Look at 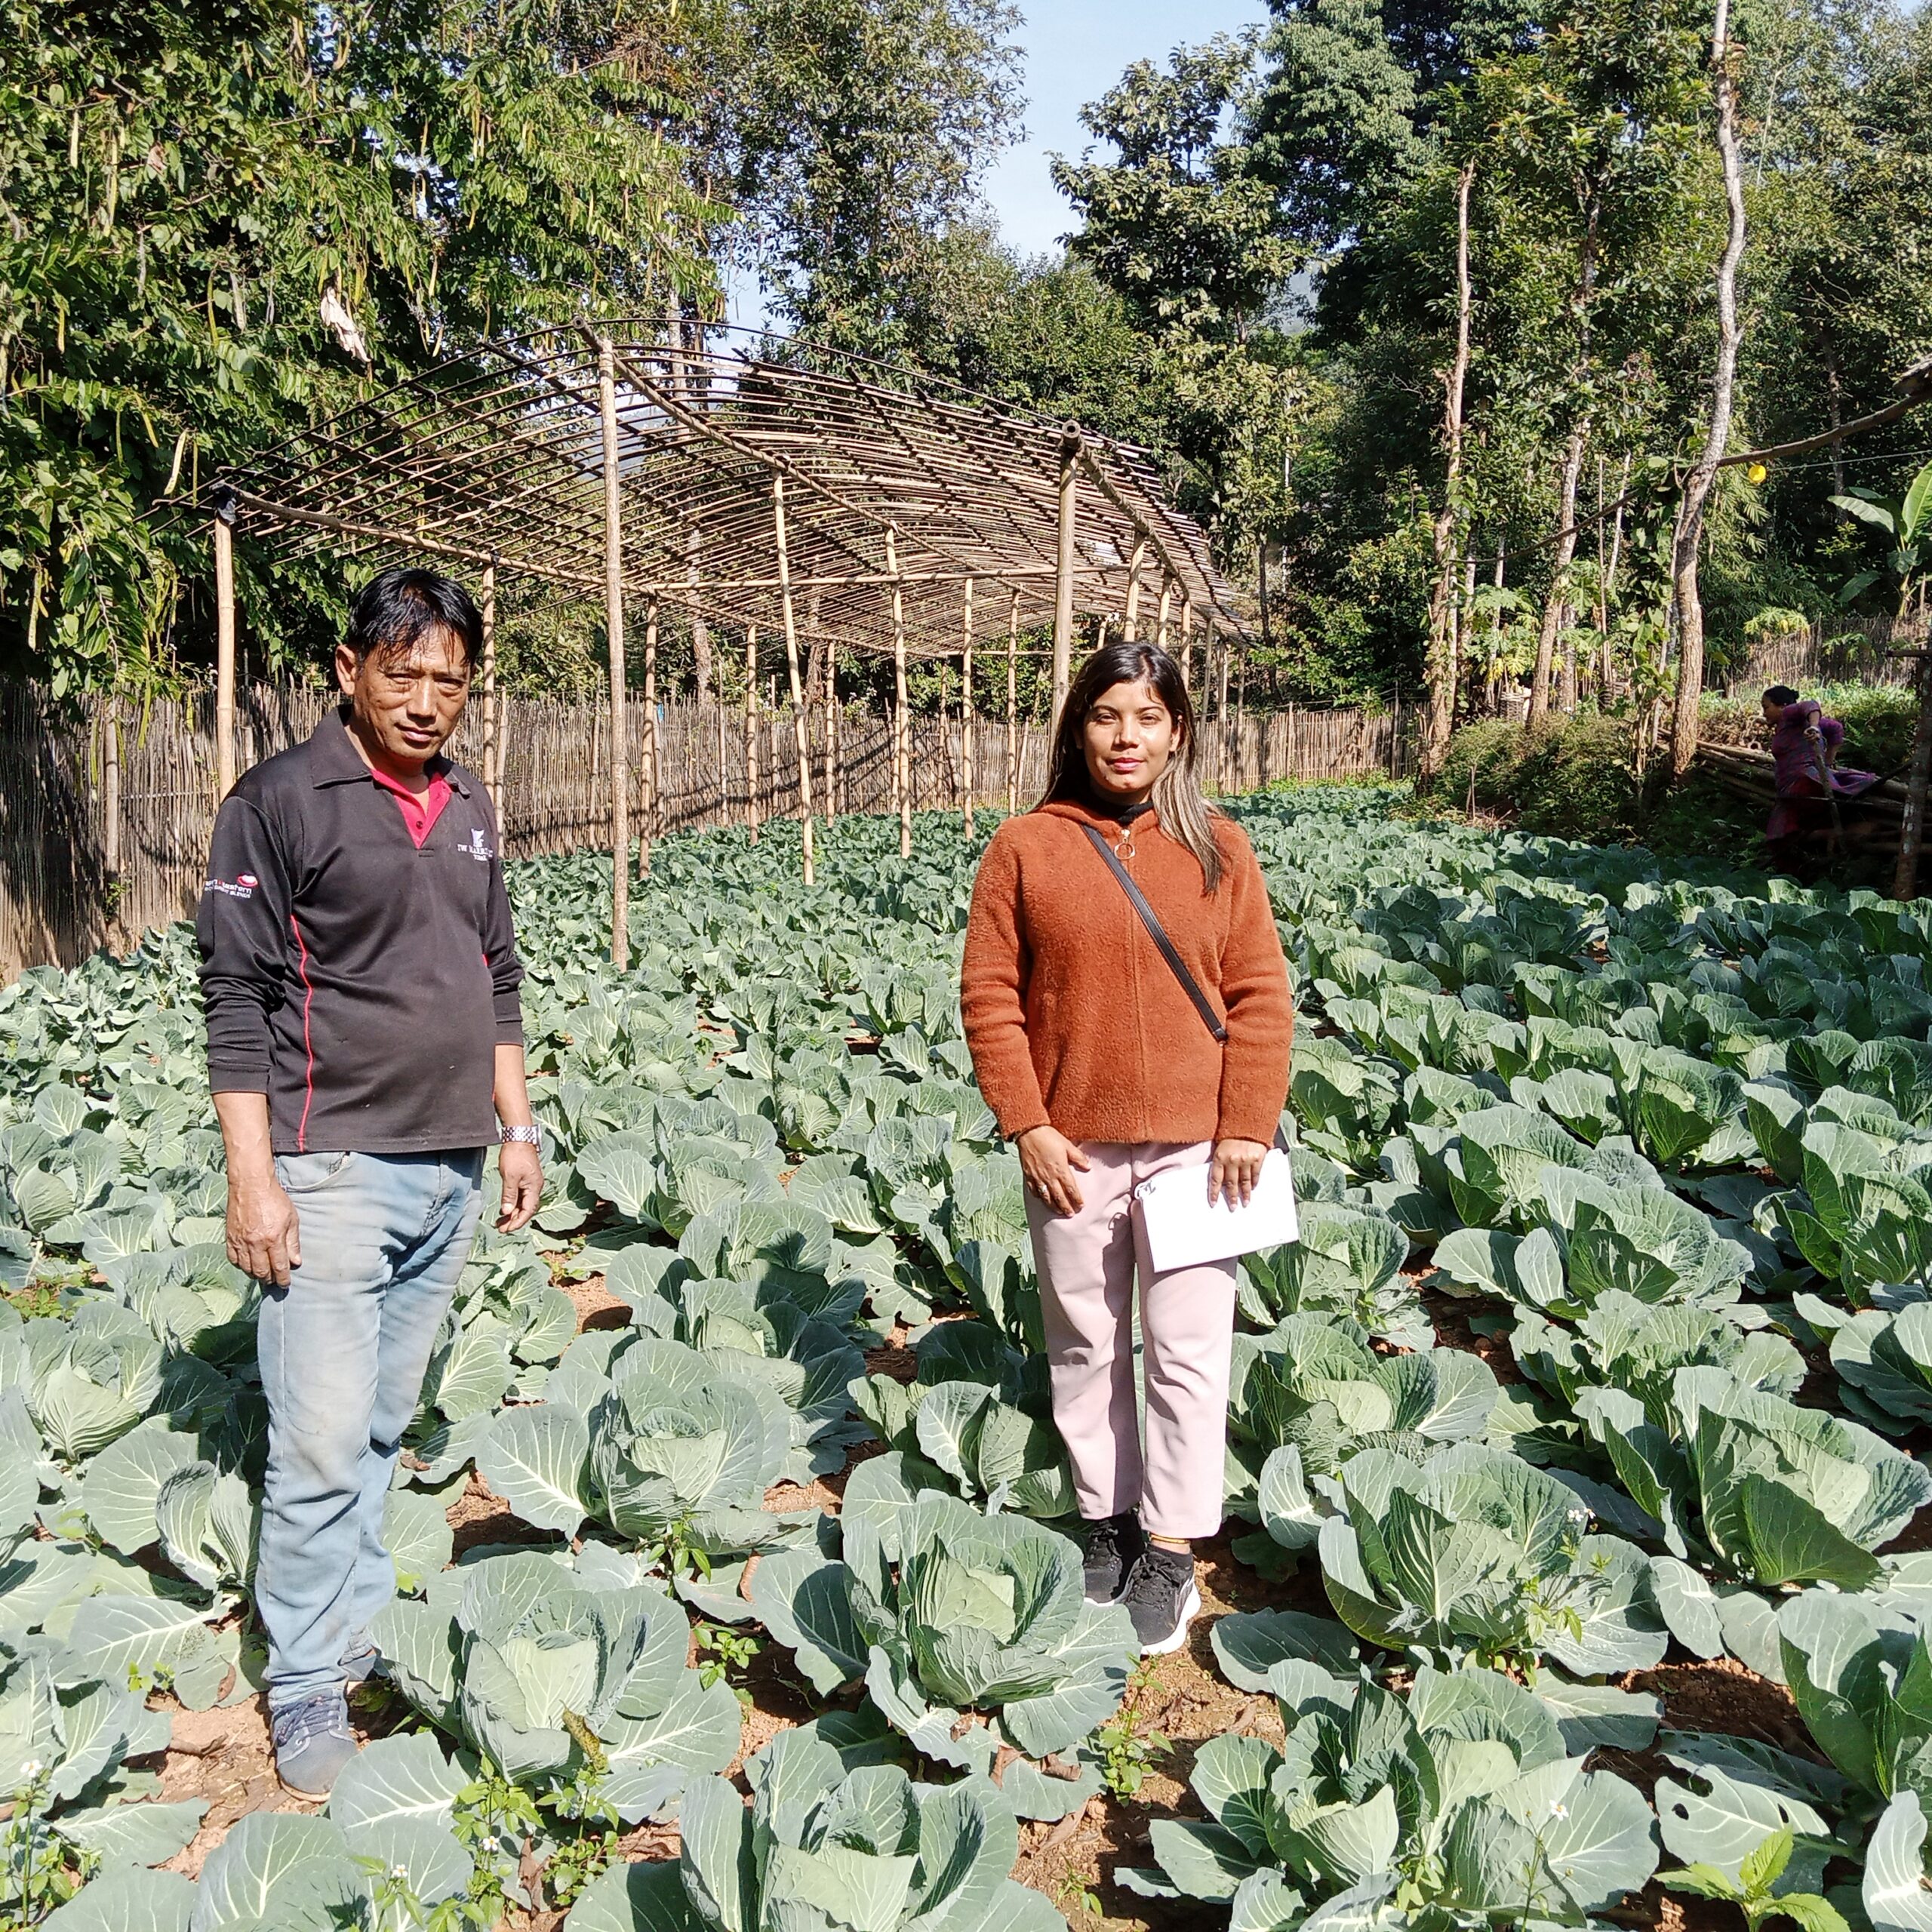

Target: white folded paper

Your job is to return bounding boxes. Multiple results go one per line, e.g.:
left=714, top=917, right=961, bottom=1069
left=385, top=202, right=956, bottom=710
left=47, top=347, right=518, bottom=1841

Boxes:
left=1134, top=1147, right=1300, bottom=1273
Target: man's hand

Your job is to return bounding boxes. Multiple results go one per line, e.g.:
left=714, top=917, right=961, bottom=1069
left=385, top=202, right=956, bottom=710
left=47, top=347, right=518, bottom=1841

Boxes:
left=1017, top=1125, right=1091, bottom=1217
left=497, top=1142, right=543, bottom=1232
left=228, top=1174, right=302, bottom=1285
left=1210, top=1137, right=1269, bottom=1208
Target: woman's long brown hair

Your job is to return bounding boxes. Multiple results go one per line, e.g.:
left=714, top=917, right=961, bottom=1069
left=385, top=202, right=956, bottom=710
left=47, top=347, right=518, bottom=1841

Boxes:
left=1039, top=641, right=1225, bottom=893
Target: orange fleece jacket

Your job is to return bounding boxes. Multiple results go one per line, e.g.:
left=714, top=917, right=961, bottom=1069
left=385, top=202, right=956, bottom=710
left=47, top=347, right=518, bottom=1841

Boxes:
left=960, top=797, right=1294, bottom=1146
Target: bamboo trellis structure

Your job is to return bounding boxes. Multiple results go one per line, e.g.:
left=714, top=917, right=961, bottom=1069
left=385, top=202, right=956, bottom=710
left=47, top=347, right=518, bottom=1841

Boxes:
left=194, top=319, right=1249, bottom=964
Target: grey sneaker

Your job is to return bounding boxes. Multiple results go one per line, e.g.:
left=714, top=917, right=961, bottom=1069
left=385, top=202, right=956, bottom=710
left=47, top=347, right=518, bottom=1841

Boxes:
left=272, top=1690, right=358, bottom=1799
left=1121, top=1544, right=1200, bottom=1655
left=1081, top=1512, right=1145, bottom=1605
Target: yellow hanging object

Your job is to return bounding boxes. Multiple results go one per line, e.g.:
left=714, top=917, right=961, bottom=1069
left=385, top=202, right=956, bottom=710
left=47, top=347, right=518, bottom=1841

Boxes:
left=1747, top=462, right=1767, bottom=485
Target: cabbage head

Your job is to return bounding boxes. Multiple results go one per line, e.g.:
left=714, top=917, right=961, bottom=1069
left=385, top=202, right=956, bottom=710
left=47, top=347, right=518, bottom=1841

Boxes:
left=749, top=1460, right=1134, bottom=1777
left=1120, top=1659, right=1657, bottom=1929
left=372, top=1547, right=739, bottom=1817
left=571, top=1715, right=1063, bottom=1932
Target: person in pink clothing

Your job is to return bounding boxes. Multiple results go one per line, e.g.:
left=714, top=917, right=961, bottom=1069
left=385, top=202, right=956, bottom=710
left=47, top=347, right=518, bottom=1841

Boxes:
left=961, top=641, right=1294, bottom=1654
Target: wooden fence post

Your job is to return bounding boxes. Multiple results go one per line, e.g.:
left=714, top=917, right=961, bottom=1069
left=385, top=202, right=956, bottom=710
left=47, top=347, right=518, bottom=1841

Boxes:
left=1052, top=431, right=1080, bottom=733
left=479, top=558, right=498, bottom=805
left=1157, top=578, right=1172, bottom=652
left=596, top=335, right=630, bottom=970
left=773, top=478, right=815, bottom=884
left=212, top=499, right=236, bottom=801
left=1005, top=588, right=1020, bottom=813
left=1180, top=595, right=1193, bottom=694
left=640, top=595, right=657, bottom=880
left=887, top=530, right=911, bottom=858
left=102, top=696, right=122, bottom=949
left=1124, top=539, right=1146, bottom=642
left=825, top=643, right=839, bottom=822
left=1895, top=648, right=1932, bottom=900
left=745, top=627, right=761, bottom=844
left=961, top=578, right=976, bottom=838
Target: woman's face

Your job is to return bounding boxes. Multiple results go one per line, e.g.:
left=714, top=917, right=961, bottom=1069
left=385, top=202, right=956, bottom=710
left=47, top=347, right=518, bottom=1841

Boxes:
left=1082, top=678, right=1177, bottom=804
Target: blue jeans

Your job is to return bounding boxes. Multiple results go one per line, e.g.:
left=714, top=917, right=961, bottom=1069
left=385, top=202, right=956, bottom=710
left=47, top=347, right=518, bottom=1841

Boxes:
left=256, top=1148, right=484, bottom=1711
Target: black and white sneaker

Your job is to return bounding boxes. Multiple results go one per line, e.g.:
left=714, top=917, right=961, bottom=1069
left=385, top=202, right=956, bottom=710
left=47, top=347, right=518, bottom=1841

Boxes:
left=1081, top=1512, right=1145, bottom=1604
left=1121, top=1544, right=1199, bottom=1654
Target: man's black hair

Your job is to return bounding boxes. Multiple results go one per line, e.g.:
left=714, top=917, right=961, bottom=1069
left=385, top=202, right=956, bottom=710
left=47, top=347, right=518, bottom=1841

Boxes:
left=1763, top=684, right=1801, bottom=707
left=346, top=567, right=483, bottom=670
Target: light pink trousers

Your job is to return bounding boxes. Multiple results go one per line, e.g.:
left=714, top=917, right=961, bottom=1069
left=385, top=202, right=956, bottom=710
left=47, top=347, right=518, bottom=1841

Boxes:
left=1024, top=1140, right=1237, bottom=1540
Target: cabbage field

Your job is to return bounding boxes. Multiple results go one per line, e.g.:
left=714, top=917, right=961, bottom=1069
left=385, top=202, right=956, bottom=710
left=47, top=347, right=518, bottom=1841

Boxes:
left=5, top=789, right=1932, bottom=1932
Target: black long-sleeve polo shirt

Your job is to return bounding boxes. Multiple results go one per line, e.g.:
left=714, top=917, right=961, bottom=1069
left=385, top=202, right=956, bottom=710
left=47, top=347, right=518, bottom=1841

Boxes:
left=196, top=707, right=525, bottom=1155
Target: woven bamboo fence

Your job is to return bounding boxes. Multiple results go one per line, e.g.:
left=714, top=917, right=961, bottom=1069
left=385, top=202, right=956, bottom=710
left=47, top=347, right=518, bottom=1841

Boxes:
left=0, top=684, right=1409, bottom=980
left=1724, top=616, right=1925, bottom=694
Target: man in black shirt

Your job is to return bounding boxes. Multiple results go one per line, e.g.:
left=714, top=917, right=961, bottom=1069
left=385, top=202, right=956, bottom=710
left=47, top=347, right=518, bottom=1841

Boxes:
left=198, top=568, right=542, bottom=1798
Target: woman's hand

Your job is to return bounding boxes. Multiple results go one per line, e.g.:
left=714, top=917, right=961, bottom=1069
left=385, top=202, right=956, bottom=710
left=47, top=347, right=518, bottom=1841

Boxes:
left=1017, top=1125, right=1091, bottom=1217
left=1210, top=1137, right=1269, bottom=1208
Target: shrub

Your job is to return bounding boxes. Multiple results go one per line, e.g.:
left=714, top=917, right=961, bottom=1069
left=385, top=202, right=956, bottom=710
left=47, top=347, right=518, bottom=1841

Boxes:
left=1430, top=717, right=1643, bottom=841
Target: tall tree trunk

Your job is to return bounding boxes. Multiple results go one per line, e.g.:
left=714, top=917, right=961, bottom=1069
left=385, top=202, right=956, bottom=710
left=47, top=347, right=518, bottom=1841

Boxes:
left=1528, top=192, right=1602, bottom=728
left=1421, top=160, right=1477, bottom=779
left=1822, top=337, right=1846, bottom=500
left=1529, top=430, right=1588, bottom=724
left=1669, top=0, right=1748, bottom=777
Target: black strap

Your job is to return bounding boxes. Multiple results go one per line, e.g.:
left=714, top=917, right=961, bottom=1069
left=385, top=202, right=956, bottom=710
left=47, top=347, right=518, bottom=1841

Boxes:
left=1081, top=824, right=1228, bottom=1044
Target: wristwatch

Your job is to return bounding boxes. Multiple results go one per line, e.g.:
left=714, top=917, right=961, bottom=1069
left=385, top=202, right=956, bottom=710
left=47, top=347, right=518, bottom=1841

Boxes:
left=499, top=1124, right=542, bottom=1146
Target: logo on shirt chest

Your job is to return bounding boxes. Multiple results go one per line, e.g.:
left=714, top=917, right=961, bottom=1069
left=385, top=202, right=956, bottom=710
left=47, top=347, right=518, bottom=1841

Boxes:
left=458, top=827, right=494, bottom=862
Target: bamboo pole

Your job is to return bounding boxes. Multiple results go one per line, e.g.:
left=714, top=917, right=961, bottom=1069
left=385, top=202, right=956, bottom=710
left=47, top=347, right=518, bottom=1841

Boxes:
left=102, top=696, right=122, bottom=947
left=1052, top=432, right=1080, bottom=732
left=1156, top=578, right=1173, bottom=651
left=773, top=478, right=815, bottom=884
left=640, top=596, right=657, bottom=880
left=714, top=695, right=728, bottom=824
left=823, top=642, right=838, bottom=825
left=213, top=506, right=236, bottom=800
left=1123, top=540, right=1146, bottom=642
left=596, top=337, right=630, bottom=969
left=745, top=626, right=761, bottom=844
left=961, top=578, right=976, bottom=838
left=825, top=644, right=840, bottom=822
left=1180, top=595, right=1194, bottom=693
left=479, top=558, right=498, bottom=805
left=887, top=528, right=911, bottom=857
left=1006, top=587, right=1020, bottom=813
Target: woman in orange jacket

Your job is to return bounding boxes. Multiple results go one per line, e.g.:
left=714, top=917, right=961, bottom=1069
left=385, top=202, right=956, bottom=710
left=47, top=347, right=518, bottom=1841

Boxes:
left=960, top=639, right=1294, bottom=1652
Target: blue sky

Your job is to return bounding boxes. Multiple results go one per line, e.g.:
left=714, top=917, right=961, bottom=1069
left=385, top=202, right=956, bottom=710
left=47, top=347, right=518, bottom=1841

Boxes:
left=983, top=0, right=1272, bottom=257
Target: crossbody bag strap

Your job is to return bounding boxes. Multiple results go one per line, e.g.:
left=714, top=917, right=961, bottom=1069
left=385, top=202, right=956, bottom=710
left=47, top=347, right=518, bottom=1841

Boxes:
left=1081, top=823, right=1229, bottom=1044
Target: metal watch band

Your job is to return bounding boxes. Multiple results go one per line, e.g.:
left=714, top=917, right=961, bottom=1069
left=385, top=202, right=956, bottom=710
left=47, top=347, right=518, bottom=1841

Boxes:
left=499, top=1124, right=541, bottom=1146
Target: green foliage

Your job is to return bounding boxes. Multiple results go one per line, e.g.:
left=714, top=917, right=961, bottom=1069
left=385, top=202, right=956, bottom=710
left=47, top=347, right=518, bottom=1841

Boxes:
left=571, top=1715, right=1063, bottom=1932
left=1095, top=1661, right=1172, bottom=1800
left=1662, top=1823, right=1851, bottom=1932
left=1119, top=1659, right=1659, bottom=1926
left=11, top=792, right=1932, bottom=1927
left=1430, top=718, right=1647, bottom=842
left=1, top=0, right=714, bottom=695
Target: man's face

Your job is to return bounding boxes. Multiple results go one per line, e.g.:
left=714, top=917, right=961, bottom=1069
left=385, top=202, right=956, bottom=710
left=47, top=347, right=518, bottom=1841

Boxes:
left=335, top=628, right=470, bottom=770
